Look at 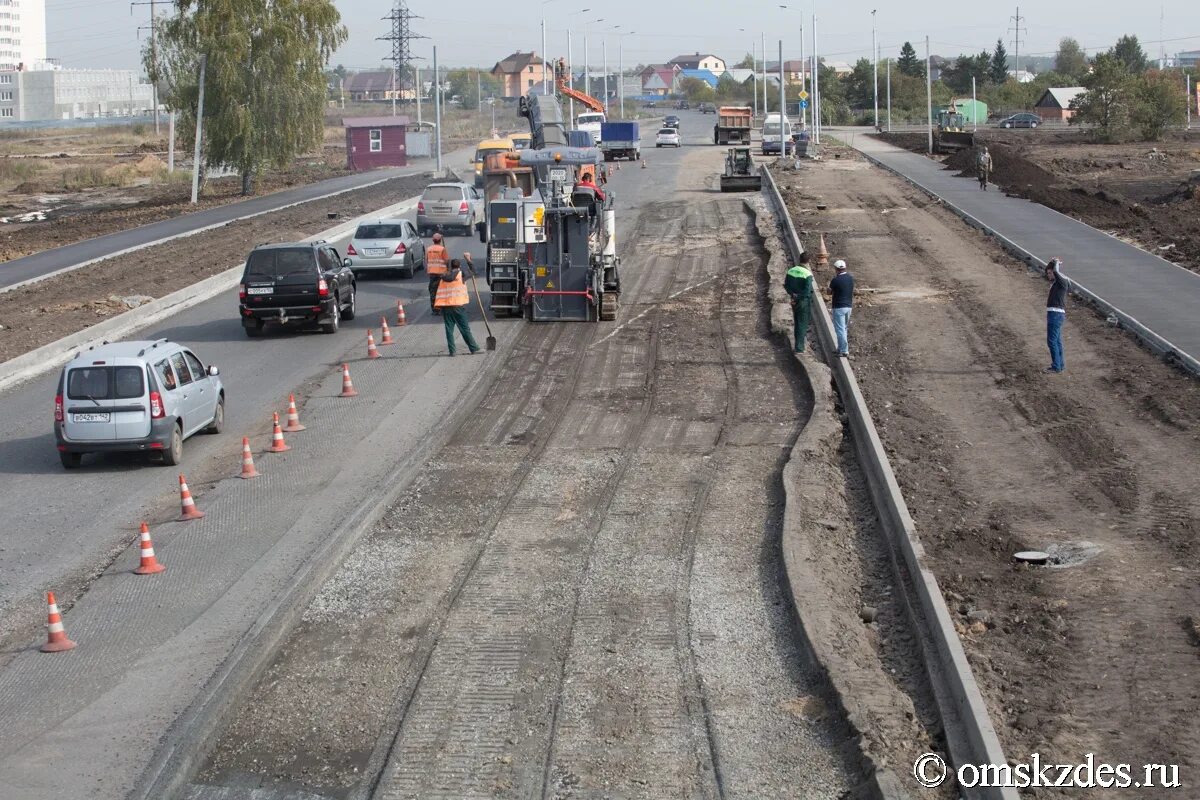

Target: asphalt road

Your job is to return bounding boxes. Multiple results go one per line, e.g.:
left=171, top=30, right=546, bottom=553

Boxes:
left=0, top=111, right=718, bottom=798
left=0, top=146, right=473, bottom=291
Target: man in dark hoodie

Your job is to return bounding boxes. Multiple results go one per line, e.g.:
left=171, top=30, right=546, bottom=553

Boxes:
left=1044, top=257, right=1069, bottom=373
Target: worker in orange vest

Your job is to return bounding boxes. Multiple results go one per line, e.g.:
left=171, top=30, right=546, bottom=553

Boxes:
left=433, top=258, right=481, bottom=356
left=425, top=233, right=450, bottom=315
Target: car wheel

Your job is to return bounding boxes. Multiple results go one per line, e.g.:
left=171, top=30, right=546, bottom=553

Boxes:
left=321, top=298, right=340, bottom=334
left=59, top=451, right=82, bottom=469
left=1003, top=122, right=1012, bottom=129
left=402, top=254, right=415, bottom=279
left=204, top=394, right=224, bottom=434
left=161, top=424, right=183, bottom=466
left=1031, top=121, right=1039, bottom=128
left=244, top=322, right=263, bottom=338
left=656, top=144, right=661, bottom=148
left=341, top=286, right=356, bottom=320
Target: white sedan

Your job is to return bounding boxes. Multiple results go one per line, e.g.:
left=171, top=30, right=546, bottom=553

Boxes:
left=655, top=128, right=681, bottom=148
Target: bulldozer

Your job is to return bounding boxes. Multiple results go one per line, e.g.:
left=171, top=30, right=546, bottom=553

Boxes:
left=933, top=106, right=975, bottom=154
left=720, top=147, right=762, bottom=192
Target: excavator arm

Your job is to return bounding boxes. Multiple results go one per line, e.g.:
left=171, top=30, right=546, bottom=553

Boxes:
left=554, top=59, right=605, bottom=114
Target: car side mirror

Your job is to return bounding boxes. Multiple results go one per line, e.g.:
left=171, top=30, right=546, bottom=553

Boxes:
left=207, top=365, right=220, bottom=377
left=343, top=257, right=353, bottom=267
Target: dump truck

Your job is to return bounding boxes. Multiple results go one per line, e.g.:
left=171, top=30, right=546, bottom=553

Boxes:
left=599, top=121, right=640, bottom=161
left=719, top=147, right=761, bottom=192
left=714, top=106, right=753, bottom=145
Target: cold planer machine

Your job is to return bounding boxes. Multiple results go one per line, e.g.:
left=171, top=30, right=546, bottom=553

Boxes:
left=480, top=93, right=620, bottom=322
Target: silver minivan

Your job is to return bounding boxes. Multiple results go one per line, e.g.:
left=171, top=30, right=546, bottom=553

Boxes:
left=54, top=339, right=224, bottom=468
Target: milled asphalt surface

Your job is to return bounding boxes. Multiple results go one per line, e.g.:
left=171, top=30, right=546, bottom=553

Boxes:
left=842, top=130, right=1200, bottom=367
left=0, top=145, right=473, bottom=290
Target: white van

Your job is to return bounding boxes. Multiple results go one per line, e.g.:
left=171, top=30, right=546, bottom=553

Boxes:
left=762, top=113, right=793, bottom=155
left=575, top=112, right=606, bottom=144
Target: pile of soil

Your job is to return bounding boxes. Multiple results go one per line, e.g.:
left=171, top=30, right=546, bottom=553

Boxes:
left=880, top=131, right=1200, bottom=273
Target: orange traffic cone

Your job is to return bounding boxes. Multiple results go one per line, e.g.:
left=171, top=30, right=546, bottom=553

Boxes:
left=133, top=522, right=165, bottom=575
left=396, top=301, right=407, bottom=326
left=40, top=591, right=76, bottom=653
left=380, top=318, right=394, bottom=345
left=815, top=234, right=830, bottom=268
left=282, top=394, right=305, bottom=432
left=239, top=436, right=260, bottom=478
left=269, top=412, right=290, bottom=453
left=339, top=363, right=358, bottom=398
left=366, top=329, right=381, bottom=360
left=178, top=473, right=204, bottom=520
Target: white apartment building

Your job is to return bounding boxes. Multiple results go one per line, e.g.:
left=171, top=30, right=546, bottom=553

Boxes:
left=0, top=67, right=155, bottom=121
left=0, top=0, right=47, bottom=71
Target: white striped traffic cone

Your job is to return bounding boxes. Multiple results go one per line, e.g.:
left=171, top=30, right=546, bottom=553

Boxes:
left=380, top=318, right=394, bottom=345
left=239, top=436, right=260, bottom=478
left=133, top=522, right=165, bottom=575
left=40, top=591, right=76, bottom=653
left=268, top=412, right=290, bottom=453
left=396, top=301, right=407, bottom=326
left=366, top=329, right=381, bottom=360
left=339, top=364, right=358, bottom=397
left=282, top=394, right=305, bottom=432
left=178, top=473, right=204, bottom=520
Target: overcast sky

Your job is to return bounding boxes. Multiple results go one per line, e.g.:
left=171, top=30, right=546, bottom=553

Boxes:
left=49, top=0, right=1200, bottom=72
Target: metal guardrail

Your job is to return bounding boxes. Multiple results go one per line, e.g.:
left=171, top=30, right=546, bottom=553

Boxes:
left=761, top=164, right=1018, bottom=800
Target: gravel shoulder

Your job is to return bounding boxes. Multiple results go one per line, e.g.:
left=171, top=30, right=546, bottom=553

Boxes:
left=0, top=173, right=431, bottom=363
left=776, top=146, right=1200, bottom=795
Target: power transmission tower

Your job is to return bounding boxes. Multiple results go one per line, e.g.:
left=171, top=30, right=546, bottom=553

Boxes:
left=378, top=1, right=427, bottom=116
left=1007, top=7, right=1026, bottom=75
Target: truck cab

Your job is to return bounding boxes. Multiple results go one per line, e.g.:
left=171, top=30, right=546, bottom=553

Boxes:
left=575, top=112, right=606, bottom=144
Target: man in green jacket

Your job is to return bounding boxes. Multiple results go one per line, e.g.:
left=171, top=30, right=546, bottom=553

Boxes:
left=785, top=252, right=814, bottom=353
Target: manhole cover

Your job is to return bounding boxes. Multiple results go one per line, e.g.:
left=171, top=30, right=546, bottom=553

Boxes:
left=1013, top=550, right=1049, bottom=565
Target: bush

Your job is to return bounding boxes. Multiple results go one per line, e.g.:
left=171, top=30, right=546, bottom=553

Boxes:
left=0, top=158, right=45, bottom=183
left=1131, top=71, right=1186, bottom=141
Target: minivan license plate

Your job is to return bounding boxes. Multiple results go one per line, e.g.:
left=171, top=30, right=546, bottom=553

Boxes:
left=247, top=286, right=273, bottom=295
left=72, top=412, right=111, bottom=423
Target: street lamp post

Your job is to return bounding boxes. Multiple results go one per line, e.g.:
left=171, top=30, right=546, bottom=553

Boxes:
left=779, top=5, right=805, bottom=127
left=565, top=8, right=592, bottom=128
left=872, top=9, right=879, bottom=128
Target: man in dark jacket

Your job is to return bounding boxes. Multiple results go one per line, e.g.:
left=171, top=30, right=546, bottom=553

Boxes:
left=785, top=252, right=814, bottom=353
left=1044, top=257, right=1069, bottom=373
left=829, top=259, right=854, bottom=357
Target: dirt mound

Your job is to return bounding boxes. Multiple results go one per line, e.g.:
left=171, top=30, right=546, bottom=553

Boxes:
left=133, top=154, right=166, bottom=174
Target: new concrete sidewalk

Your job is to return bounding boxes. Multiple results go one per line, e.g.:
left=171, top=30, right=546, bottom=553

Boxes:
left=839, top=131, right=1200, bottom=374
left=0, top=146, right=472, bottom=291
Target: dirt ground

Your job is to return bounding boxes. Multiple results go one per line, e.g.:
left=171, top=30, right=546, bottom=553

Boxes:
left=881, top=129, right=1200, bottom=274
left=777, top=146, right=1200, bottom=796
left=0, top=173, right=430, bottom=363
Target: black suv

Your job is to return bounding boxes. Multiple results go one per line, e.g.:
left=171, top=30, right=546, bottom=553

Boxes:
left=238, top=242, right=357, bottom=336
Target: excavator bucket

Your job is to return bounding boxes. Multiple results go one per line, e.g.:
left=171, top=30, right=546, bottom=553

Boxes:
left=720, top=148, right=762, bottom=192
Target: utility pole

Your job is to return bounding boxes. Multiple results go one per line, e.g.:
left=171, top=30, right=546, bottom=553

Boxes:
left=415, top=65, right=422, bottom=125
left=541, top=18, right=548, bottom=95
left=886, top=57, right=891, bottom=131
left=925, top=36, right=933, bottom=155
left=167, top=111, right=175, bottom=171
left=131, top=0, right=161, bottom=133
left=568, top=29, right=575, bottom=125
left=379, top=1, right=426, bottom=116
left=813, top=14, right=819, bottom=143
left=871, top=9, right=878, bottom=128
left=1008, top=6, right=1026, bottom=75
left=603, top=39, right=608, bottom=114
left=618, top=36, right=625, bottom=117
left=477, top=69, right=482, bottom=116
left=751, top=39, right=757, bottom=118
left=1187, top=74, right=1192, bottom=128
left=971, top=76, right=977, bottom=131
left=190, top=54, right=206, bottom=204
left=434, top=45, right=442, bottom=174
left=762, top=31, right=767, bottom=115
left=778, top=39, right=786, bottom=160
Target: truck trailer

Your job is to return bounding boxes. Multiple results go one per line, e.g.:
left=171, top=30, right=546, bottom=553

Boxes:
left=599, top=121, right=640, bottom=161
left=714, top=106, right=752, bottom=145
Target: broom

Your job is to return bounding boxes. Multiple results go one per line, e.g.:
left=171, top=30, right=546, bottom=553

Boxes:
left=464, top=254, right=496, bottom=351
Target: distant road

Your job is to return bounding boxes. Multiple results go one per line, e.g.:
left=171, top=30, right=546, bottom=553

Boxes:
left=0, top=149, right=470, bottom=291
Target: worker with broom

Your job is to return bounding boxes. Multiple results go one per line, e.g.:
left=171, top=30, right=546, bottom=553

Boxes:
left=433, top=253, right=497, bottom=356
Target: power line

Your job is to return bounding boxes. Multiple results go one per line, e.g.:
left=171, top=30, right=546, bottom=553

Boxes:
left=1007, top=6, right=1027, bottom=72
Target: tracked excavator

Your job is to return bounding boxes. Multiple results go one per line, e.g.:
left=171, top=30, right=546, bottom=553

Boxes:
left=477, top=89, right=620, bottom=321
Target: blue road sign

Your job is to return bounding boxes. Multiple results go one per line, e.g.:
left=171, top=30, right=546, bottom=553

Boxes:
left=799, top=99, right=809, bottom=109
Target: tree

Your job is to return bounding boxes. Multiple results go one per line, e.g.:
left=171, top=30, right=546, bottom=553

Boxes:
left=1110, top=35, right=1148, bottom=74
left=447, top=68, right=500, bottom=110
left=941, top=52, right=990, bottom=94
left=843, top=58, right=874, bottom=108
left=1130, top=70, right=1185, bottom=140
left=1070, top=53, right=1131, bottom=141
left=734, top=52, right=755, bottom=69
left=715, top=72, right=745, bottom=100
left=678, top=76, right=715, bottom=102
left=897, top=41, right=922, bottom=77
left=1054, top=38, right=1089, bottom=80
left=150, top=0, right=347, bottom=196
left=989, top=39, right=1009, bottom=85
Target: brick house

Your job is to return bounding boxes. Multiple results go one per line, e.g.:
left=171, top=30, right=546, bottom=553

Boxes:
left=491, top=52, right=549, bottom=98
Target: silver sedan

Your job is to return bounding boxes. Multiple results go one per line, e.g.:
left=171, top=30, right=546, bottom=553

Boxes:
left=344, top=218, right=427, bottom=279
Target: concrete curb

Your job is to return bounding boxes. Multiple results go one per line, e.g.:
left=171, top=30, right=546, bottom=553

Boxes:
left=750, top=198, right=911, bottom=800
left=131, top=316, right=520, bottom=800
left=0, top=196, right=420, bottom=396
left=849, top=145, right=1200, bottom=379
left=762, top=166, right=1017, bottom=800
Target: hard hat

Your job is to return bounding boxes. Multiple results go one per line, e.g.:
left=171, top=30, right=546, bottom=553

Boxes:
left=432, top=232, right=442, bottom=243
left=834, top=259, right=848, bottom=270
